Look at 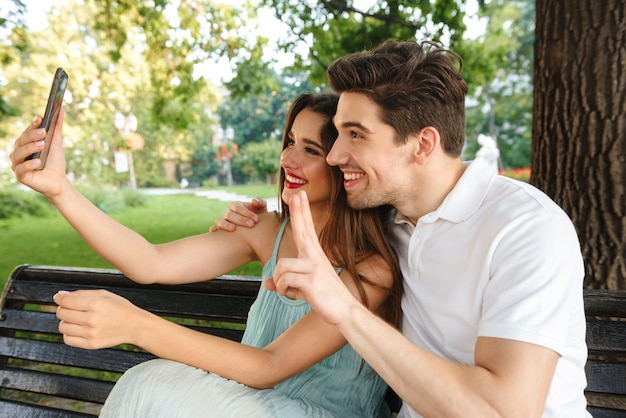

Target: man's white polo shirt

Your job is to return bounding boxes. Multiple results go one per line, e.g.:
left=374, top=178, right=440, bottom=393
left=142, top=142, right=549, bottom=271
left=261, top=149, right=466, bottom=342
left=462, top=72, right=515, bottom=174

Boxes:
left=387, top=159, right=590, bottom=418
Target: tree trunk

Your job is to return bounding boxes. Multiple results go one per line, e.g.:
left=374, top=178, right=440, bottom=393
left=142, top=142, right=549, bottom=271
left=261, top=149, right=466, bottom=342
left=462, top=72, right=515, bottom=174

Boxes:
left=532, top=0, right=625, bottom=289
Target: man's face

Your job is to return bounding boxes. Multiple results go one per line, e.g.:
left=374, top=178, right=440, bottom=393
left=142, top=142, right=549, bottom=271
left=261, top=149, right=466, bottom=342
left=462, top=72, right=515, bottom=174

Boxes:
left=327, top=92, right=414, bottom=209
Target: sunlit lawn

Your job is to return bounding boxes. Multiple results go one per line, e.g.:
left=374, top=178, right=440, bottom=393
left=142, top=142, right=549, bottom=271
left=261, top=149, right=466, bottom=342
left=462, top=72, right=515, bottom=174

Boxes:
left=0, top=185, right=277, bottom=291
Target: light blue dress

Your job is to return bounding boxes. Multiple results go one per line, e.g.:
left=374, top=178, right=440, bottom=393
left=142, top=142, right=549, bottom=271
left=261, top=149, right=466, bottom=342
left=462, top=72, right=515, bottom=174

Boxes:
left=100, top=218, right=390, bottom=418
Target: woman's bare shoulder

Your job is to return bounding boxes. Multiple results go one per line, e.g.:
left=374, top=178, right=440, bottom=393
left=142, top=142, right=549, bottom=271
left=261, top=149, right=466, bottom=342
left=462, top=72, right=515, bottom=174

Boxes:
left=242, top=211, right=284, bottom=260
left=255, top=211, right=283, bottom=233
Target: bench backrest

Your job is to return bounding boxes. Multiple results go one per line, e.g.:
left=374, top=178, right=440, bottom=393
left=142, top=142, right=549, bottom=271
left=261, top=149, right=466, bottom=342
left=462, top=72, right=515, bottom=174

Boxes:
left=0, top=265, right=260, bottom=417
left=1, top=265, right=625, bottom=417
left=584, top=289, right=626, bottom=417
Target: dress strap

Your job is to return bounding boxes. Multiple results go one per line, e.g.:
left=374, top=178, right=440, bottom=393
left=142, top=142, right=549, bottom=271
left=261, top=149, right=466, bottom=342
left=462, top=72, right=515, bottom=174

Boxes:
left=271, top=217, right=290, bottom=261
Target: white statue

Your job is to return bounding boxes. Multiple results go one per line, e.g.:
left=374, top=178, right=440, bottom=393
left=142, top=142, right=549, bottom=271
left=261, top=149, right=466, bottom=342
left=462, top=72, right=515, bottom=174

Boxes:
left=476, top=134, right=500, bottom=174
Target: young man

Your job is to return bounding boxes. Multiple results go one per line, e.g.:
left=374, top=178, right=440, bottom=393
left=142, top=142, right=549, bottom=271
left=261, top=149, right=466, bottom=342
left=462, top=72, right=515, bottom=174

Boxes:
left=218, top=40, right=590, bottom=417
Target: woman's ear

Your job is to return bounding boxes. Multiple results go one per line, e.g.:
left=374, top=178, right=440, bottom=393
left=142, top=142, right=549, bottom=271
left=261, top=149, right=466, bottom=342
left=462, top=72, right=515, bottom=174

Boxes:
left=413, top=127, right=440, bottom=164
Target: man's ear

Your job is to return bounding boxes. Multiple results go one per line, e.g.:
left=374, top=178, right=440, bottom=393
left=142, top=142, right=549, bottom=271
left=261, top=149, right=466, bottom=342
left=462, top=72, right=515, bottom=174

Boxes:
left=413, top=127, right=440, bottom=164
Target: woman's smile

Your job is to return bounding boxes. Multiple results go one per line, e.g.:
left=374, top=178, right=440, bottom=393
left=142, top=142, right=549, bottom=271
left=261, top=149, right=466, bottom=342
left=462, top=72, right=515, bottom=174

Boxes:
left=284, top=172, right=307, bottom=189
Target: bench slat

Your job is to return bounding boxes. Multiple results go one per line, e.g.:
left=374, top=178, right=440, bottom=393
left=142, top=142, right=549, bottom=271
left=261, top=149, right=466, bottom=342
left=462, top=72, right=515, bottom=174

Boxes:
left=0, top=336, right=153, bottom=373
left=6, top=280, right=256, bottom=321
left=586, top=318, right=626, bottom=353
left=584, top=290, right=626, bottom=317
left=0, top=308, right=59, bottom=334
left=6, top=265, right=261, bottom=296
left=0, top=399, right=95, bottom=417
left=587, top=406, right=626, bottom=418
left=585, top=360, right=626, bottom=394
left=0, top=365, right=114, bottom=404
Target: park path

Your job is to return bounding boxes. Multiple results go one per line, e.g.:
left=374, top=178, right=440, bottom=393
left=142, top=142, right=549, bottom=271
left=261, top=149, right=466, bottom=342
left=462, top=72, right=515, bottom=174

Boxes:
left=143, top=188, right=279, bottom=211
left=194, top=190, right=279, bottom=211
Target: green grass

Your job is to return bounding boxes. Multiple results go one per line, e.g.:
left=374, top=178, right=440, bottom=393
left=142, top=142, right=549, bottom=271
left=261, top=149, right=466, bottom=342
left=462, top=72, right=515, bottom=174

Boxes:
left=0, top=185, right=277, bottom=291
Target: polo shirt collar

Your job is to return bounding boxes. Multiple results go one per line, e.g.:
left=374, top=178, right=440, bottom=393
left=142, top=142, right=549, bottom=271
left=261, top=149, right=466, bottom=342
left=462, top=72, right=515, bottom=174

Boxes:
left=393, top=159, right=495, bottom=225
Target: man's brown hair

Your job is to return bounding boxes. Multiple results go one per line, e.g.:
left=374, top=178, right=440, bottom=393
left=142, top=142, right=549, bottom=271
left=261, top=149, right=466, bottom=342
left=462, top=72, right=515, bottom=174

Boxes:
left=327, top=40, right=468, bottom=157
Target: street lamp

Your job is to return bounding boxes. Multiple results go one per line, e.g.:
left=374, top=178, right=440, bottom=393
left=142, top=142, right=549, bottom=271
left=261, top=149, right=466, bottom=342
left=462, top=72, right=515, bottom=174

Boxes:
left=114, top=111, right=139, bottom=189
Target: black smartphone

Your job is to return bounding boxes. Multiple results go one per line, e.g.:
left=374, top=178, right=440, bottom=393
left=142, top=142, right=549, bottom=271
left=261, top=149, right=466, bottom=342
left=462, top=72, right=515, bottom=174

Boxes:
left=26, top=67, right=69, bottom=169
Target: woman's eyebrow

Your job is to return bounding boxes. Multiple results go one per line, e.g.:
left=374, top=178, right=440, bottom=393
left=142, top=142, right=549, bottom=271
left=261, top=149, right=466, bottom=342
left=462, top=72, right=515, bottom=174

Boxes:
left=302, top=138, right=325, bottom=151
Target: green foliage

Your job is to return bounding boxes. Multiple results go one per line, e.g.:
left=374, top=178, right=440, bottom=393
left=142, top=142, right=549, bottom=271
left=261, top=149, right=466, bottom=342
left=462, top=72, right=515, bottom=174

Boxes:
left=232, top=139, right=282, bottom=184
left=86, top=0, right=263, bottom=127
left=73, top=186, right=147, bottom=213
left=0, top=0, right=535, bottom=186
left=121, top=188, right=148, bottom=208
left=225, top=41, right=280, bottom=98
left=260, top=0, right=468, bottom=85
left=460, top=0, right=534, bottom=168
left=218, top=74, right=315, bottom=144
left=0, top=0, right=30, bottom=133
left=76, top=186, right=126, bottom=213
left=0, top=189, right=52, bottom=220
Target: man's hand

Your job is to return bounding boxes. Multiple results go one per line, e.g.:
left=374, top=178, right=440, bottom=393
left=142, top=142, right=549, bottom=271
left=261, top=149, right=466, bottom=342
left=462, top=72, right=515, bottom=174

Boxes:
left=210, top=198, right=268, bottom=232
left=266, top=191, right=355, bottom=326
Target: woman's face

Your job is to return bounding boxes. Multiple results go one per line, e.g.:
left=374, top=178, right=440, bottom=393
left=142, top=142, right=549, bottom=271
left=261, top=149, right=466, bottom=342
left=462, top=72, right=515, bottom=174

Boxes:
left=280, top=108, right=332, bottom=213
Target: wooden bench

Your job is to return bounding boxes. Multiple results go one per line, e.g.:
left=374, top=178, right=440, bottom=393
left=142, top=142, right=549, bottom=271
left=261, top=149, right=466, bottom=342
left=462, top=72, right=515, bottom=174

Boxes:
left=0, top=265, right=624, bottom=417
left=0, top=265, right=260, bottom=417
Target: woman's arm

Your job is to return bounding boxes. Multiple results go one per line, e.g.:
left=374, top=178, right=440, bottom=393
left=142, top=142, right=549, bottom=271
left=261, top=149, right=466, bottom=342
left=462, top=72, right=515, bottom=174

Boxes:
left=11, top=114, right=260, bottom=284
left=54, top=253, right=392, bottom=389
left=37, top=175, right=262, bottom=283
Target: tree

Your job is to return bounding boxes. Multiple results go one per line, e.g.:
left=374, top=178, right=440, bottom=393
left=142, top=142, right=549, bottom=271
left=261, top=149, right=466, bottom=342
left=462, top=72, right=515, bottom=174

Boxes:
left=217, top=73, right=315, bottom=146
left=533, top=0, right=625, bottom=289
left=0, top=0, right=231, bottom=186
left=261, top=0, right=470, bottom=85
left=86, top=0, right=265, bottom=127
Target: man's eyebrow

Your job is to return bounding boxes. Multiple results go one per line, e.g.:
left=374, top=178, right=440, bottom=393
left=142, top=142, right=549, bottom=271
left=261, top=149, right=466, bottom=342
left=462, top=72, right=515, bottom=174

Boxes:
left=332, top=118, right=374, bottom=134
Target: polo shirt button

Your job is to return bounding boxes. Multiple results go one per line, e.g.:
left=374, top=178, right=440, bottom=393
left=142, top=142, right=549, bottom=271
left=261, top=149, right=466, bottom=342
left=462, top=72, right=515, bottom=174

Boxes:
left=413, top=237, right=420, bottom=244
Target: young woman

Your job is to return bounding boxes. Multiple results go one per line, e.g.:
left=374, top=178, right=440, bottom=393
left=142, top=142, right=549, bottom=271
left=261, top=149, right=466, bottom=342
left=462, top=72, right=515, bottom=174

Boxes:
left=10, top=93, right=402, bottom=417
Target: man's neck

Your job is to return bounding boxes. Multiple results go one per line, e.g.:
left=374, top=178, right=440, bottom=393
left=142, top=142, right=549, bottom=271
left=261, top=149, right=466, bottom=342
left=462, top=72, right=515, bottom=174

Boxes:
left=396, top=159, right=467, bottom=225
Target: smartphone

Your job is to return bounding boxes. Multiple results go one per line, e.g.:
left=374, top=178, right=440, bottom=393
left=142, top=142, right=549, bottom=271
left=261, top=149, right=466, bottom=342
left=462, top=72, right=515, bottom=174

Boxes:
left=26, top=67, right=69, bottom=169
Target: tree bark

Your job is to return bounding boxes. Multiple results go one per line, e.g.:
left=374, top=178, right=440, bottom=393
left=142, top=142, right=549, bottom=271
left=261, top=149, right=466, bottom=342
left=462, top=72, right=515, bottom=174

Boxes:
left=532, top=0, right=625, bottom=289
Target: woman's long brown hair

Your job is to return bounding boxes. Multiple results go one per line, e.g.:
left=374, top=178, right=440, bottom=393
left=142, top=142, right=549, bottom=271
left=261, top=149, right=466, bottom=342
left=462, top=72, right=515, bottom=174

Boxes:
left=277, top=93, right=402, bottom=328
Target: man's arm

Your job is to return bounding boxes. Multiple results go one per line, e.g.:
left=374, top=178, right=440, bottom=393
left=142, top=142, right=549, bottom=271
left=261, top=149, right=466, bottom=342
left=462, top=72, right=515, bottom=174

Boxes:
left=269, top=191, right=558, bottom=417
left=339, top=304, right=558, bottom=417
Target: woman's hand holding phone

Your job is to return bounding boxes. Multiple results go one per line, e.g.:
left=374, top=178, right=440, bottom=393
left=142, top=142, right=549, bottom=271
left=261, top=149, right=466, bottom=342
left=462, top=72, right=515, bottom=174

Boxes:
left=11, top=68, right=69, bottom=198
left=10, top=100, right=69, bottom=199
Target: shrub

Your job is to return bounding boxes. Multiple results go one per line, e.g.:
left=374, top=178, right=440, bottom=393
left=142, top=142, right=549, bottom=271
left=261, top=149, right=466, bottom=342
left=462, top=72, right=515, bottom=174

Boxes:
left=77, top=186, right=124, bottom=213
left=75, top=185, right=148, bottom=213
left=499, top=167, right=531, bottom=182
left=121, top=188, right=148, bottom=208
left=0, top=189, right=52, bottom=220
